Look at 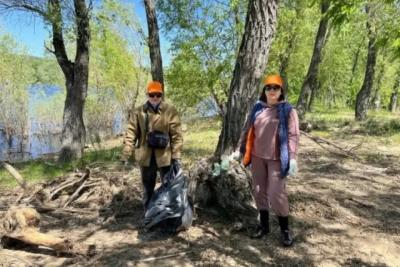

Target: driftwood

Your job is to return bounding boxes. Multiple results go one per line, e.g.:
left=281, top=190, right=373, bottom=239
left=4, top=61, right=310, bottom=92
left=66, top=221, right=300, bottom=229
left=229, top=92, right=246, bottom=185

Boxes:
left=301, top=131, right=362, bottom=160
left=1, top=162, right=27, bottom=189
left=0, top=207, right=94, bottom=256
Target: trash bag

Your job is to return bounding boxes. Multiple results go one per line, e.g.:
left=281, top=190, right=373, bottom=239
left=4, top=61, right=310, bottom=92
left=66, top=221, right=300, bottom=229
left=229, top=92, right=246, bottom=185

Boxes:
left=144, top=164, right=193, bottom=232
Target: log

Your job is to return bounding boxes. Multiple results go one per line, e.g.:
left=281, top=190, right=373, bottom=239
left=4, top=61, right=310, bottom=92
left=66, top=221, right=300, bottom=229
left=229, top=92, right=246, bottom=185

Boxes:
left=1, top=162, right=27, bottom=189
left=0, top=207, right=95, bottom=256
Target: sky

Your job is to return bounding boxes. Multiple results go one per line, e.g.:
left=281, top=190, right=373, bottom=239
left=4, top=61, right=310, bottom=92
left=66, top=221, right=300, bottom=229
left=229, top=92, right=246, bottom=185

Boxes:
left=0, top=0, right=171, bottom=65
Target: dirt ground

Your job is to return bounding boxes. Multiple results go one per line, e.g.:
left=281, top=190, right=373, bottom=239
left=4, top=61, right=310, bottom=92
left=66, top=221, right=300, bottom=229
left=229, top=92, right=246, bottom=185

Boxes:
left=1, top=134, right=399, bottom=267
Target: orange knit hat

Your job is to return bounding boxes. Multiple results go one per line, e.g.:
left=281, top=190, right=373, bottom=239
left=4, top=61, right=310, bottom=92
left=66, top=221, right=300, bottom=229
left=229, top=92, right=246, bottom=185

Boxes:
left=147, top=81, right=163, bottom=93
left=264, top=74, right=283, bottom=87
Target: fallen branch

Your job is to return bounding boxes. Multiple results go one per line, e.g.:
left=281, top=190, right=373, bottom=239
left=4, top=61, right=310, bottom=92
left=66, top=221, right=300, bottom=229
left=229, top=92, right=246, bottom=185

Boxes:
left=49, top=176, right=82, bottom=200
left=63, top=169, right=91, bottom=208
left=1, top=162, right=27, bottom=189
left=34, top=205, right=98, bottom=215
left=137, top=251, right=191, bottom=262
left=300, top=131, right=361, bottom=160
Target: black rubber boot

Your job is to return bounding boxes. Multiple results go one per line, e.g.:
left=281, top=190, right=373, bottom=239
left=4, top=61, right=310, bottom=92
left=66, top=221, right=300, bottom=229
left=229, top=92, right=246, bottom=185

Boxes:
left=251, top=210, right=270, bottom=239
left=278, top=216, right=293, bottom=247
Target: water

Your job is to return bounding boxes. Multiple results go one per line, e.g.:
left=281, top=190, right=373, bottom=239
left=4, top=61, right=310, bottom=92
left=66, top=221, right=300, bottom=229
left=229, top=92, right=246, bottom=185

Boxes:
left=0, top=84, right=123, bottom=162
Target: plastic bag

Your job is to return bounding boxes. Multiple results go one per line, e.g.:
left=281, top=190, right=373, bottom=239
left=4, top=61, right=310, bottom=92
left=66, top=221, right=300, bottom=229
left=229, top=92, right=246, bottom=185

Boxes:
left=144, top=164, right=193, bottom=232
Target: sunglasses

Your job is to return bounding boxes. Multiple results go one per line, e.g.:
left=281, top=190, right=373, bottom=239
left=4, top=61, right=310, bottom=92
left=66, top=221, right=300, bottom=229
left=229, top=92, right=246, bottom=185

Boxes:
left=265, top=85, right=281, bottom=92
left=149, top=93, right=163, bottom=98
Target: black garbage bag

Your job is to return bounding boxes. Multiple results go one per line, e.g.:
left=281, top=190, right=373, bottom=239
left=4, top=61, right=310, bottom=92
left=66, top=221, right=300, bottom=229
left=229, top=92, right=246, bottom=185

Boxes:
left=144, top=164, right=193, bottom=232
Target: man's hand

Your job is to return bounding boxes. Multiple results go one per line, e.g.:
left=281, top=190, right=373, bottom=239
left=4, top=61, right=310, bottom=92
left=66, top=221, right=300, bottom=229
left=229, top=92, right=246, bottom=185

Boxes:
left=288, top=159, right=298, bottom=176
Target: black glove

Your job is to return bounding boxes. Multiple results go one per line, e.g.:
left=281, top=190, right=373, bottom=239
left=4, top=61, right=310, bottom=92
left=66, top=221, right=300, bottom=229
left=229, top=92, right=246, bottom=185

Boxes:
left=171, top=158, right=182, bottom=170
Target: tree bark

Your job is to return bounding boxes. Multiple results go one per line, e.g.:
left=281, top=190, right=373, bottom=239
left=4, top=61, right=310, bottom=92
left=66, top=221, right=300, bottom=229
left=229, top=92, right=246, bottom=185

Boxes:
left=371, top=63, right=384, bottom=110
left=56, top=0, right=91, bottom=162
left=355, top=5, right=377, bottom=121
left=214, top=0, right=278, bottom=158
left=389, top=70, right=400, bottom=112
left=296, top=0, right=330, bottom=120
left=144, top=0, right=164, bottom=87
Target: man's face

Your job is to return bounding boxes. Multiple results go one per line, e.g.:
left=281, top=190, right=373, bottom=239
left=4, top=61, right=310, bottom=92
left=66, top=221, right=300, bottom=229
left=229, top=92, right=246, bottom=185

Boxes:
left=148, top=92, right=163, bottom=106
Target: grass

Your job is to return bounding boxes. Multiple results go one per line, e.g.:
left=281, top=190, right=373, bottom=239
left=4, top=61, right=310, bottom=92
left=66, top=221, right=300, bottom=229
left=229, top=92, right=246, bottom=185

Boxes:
left=0, top=118, right=222, bottom=188
left=1, top=110, right=398, bottom=188
left=0, top=147, right=123, bottom=188
left=307, top=109, right=400, bottom=139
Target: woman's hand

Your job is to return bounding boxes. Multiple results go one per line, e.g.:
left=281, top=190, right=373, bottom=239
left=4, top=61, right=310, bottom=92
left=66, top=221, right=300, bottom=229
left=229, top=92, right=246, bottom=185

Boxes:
left=288, top=159, right=298, bottom=176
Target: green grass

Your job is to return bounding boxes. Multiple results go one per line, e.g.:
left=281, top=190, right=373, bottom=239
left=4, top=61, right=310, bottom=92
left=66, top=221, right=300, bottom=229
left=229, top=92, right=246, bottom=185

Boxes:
left=182, top=117, right=221, bottom=167
left=0, top=147, right=123, bottom=188
left=0, top=118, right=222, bottom=188
left=307, top=109, right=400, bottom=138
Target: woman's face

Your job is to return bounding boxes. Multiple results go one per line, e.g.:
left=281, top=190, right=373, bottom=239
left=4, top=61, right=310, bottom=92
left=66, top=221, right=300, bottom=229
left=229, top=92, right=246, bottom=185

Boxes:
left=148, top=92, right=163, bottom=106
left=265, top=84, right=282, bottom=103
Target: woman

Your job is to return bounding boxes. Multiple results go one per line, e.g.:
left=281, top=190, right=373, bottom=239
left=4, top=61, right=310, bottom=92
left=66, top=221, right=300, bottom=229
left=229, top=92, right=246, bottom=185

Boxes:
left=240, top=74, right=300, bottom=247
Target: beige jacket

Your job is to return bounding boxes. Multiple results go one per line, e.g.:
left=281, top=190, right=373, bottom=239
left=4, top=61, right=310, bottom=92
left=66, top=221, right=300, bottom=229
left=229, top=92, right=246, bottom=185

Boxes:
left=122, top=101, right=183, bottom=167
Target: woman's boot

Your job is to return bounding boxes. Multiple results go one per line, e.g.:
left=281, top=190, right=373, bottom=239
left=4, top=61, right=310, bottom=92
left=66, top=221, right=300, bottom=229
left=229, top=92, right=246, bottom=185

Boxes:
left=278, top=216, right=293, bottom=246
left=251, top=210, right=269, bottom=239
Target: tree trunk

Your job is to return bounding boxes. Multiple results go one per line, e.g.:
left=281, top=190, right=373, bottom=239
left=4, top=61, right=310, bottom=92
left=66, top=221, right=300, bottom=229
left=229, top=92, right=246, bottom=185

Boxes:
left=214, top=0, right=278, bottom=158
left=347, top=43, right=362, bottom=107
left=371, top=63, right=384, bottom=110
left=0, top=2, right=90, bottom=163
left=54, top=0, right=90, bottom=162
left=144, top=0, right=164, bottom=86
left=355, top=5, right=377, bottom=121
left=389, top=70, right=400, bottom=112
left=296, top=0, right=330, bottom=120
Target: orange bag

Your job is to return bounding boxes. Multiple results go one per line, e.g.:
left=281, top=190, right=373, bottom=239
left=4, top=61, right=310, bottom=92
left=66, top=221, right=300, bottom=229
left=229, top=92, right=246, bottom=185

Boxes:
left=242, top=127, right=255, bottom=167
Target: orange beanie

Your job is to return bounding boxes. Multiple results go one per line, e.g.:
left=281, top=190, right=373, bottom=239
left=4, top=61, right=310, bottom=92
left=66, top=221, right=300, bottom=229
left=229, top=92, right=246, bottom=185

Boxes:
left=264, top=74, right=283, bottom=87
left=147, top=81, right=163, bottom=93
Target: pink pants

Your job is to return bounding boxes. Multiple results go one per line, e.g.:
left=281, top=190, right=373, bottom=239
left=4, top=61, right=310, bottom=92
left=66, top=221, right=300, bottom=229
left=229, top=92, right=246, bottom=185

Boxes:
left=250, top=156, right=289, bottom=216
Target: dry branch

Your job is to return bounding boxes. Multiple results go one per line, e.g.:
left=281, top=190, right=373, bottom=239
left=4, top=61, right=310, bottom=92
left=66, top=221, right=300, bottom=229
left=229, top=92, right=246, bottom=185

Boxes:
left=49, top=177, right=82, bottom=200
left=300, top=131, right=361, bottom=160
left=63, top=169, right=91, bottom=208
left=1, top=162, right=27, bottom=189
left=137, top=251, right=191, bottom=262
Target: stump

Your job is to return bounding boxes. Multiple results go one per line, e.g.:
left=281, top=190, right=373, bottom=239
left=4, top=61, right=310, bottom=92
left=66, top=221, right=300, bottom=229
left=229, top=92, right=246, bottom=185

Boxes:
left=188, top=158, right=257, bottom=218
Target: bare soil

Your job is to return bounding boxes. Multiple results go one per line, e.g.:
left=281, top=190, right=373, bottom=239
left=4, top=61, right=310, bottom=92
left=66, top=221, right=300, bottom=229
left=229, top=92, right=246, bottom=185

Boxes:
left=1, top=134, right=399, bottom=267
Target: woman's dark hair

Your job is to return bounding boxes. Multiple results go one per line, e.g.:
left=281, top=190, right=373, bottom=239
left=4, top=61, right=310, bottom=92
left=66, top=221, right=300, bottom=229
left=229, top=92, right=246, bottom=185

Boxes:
left=259, top=85, right=285, bottom=102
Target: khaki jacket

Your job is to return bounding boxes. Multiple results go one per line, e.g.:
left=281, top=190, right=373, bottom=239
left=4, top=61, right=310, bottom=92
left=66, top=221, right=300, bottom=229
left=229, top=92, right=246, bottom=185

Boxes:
left=122, top=101, right=183, bottom=167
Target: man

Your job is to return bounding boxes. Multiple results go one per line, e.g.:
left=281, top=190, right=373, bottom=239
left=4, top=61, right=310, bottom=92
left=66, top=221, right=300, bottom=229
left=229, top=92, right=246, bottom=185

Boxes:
left=121, top=81, right=183, bottom=209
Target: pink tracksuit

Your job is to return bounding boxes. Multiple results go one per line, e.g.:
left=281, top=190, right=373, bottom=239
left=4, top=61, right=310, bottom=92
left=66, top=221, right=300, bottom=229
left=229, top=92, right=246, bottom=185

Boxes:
left=250, top=105, right=299, bottom=216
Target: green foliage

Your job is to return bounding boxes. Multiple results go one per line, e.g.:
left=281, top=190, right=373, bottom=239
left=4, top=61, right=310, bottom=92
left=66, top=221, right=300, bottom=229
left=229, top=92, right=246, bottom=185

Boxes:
left=307, top=109, right=400, bottom=136
left=158, top=0, right=247, bottom=111
left=0, top=33, right=31, bottom=138
left=89, top=0, right=148, bottom=116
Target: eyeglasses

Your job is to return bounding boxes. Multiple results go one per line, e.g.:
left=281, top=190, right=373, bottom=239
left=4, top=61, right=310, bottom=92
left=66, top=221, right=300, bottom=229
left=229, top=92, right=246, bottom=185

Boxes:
left=265, top=85, right=281, bottom=92
left=149, top=93, right=163, bottom=98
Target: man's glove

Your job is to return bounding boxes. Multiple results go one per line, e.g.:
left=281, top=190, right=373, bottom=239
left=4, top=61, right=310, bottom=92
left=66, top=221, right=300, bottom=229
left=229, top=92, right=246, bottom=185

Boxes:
left=171, top=158, right=182, bottom=170
left=288, top=159, right=298, bottom=176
